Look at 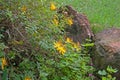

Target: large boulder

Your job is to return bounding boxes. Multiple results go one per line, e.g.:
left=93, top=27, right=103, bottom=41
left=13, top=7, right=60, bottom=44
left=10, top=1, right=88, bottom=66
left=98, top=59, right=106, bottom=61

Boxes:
left=92, top=28, right=120, bottom=79
left=58, top=5, right=94, bottom=43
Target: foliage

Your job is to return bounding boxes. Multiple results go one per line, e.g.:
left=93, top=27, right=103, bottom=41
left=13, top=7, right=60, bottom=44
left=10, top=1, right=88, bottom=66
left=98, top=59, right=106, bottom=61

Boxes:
left=0, top=0, right=95, bottom=80
left=98, top=66, right=118, bottom=80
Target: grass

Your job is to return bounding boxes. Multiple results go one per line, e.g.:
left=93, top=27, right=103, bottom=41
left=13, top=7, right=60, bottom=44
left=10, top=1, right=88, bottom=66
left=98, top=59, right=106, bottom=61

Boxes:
left=55, top=0, right=120, bottom=32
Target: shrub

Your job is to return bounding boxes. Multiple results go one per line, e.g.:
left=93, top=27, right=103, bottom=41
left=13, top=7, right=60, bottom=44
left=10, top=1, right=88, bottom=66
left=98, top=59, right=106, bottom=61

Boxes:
left=0, top=0, right=94, bottom=80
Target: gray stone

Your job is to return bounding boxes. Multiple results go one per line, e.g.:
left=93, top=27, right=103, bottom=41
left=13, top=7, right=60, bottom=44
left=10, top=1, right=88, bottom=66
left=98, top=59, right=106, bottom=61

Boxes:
left=92, top=28, right=120, bottom=79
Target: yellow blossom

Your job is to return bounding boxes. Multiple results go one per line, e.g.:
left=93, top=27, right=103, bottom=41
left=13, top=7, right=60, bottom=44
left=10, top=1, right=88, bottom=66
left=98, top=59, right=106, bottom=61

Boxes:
left=73, top=42, right=81, bottom=51
left=21, top=5, right=27, bottom=12
left=54, top=41, right=66, bottom=55
left=53, top=18, right=59, bottom=25
left=24, top=76, right=31, bottom=80
left=66, top=37, right=73, bottom=43
left=67, top=18, right=73, bottom=26
left=52, top=15, right=59, bottom=25
left=57, top=46, right=66, bottom=55
left=50, top=3, right=56, bottom=11
left=1, top=57, right=7, bottom=70
left=54, top=41, right=62, bottom=48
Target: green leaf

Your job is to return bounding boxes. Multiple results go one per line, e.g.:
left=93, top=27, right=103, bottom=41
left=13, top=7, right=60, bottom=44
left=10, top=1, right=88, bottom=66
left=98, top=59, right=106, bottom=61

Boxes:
left=111, top=77, right=116, bottom=80
left=41, top=77, right=48, bottom=80
left=61, top=76, right=69, bottom=80
left=82, top=43, right=94, bottom=47
left=0, top=43, right=6, bottom=50
left=102, top=77, right=107, bottom=80
left=98, top=70, right=107, bottom=76
left=2, top=68, right=8, bottom=80
left=0, top=51, right=4, bottom=58
left=107, top=66, right=118, bottom=74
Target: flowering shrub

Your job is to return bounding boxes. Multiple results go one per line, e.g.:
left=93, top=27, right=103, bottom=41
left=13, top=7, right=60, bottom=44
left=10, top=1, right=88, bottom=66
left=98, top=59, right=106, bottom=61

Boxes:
left=0, top=0, right=94, bottom=80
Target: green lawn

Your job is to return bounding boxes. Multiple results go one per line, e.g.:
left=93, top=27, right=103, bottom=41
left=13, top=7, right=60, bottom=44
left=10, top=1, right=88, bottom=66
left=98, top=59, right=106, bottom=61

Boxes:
left=55, top=0, right=120, bottom=32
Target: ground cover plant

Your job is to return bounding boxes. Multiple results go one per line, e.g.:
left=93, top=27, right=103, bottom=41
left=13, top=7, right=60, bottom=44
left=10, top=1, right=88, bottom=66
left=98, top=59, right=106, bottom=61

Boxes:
left=0, top=0, right=120, bottom=80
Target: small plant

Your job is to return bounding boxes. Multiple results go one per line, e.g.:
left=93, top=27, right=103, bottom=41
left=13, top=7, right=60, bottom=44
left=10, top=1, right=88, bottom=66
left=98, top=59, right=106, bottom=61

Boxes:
left=98, top=66, right=118, bottom=80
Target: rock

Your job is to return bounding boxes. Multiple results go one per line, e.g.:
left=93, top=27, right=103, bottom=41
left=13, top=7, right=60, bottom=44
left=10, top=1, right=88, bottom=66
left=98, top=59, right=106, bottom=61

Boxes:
left=92, top=28, right=120, bottom=79
left=58, top=5, right=94, bottom=43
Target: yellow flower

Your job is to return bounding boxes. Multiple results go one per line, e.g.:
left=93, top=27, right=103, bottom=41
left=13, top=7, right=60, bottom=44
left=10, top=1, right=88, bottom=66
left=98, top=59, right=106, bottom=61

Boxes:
left=73, top=42, right=81, bottom=51
left=67, top=18, right=73, bottom=26
left=21, top=5, right=27, bottom=12
left=24, top=76, right=31, bottom=80
left=53, top=18, right=59, bottom=26
left=54, top=41, right=62, bottom=48
left=54, top=41, right=66, bottom=55
left=57, top=46, right=66, bottom=55
left=66, top=37, right=73, bottom=43
left=52, top=15, right=59, bottom=26
left=50, top=3, right=56, bottom=11
left=1, top=57, right=7, bottom=70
